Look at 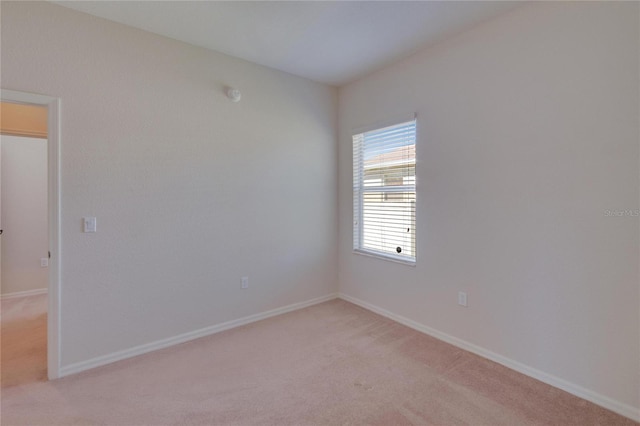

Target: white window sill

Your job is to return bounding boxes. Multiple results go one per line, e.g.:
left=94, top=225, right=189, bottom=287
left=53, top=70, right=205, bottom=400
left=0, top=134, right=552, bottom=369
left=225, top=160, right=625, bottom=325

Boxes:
left=353, top=249, right=416, bottom=267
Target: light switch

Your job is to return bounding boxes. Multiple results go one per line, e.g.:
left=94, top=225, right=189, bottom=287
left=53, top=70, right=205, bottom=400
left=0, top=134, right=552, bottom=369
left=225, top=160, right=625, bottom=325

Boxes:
left=83, top=217, right=97, bottom=233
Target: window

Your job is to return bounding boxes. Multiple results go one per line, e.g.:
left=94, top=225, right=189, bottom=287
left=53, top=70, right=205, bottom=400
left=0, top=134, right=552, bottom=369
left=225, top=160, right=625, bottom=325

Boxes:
left=353, top=118, right=416, bottom=263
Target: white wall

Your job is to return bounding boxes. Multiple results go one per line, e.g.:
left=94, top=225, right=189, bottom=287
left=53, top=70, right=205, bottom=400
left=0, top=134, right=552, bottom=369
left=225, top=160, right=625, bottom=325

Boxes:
left=1, top=136, right=48, bottom=295
left=1, top=1, right=337, bottom=367
left=338, top=1, right=639, bottom=414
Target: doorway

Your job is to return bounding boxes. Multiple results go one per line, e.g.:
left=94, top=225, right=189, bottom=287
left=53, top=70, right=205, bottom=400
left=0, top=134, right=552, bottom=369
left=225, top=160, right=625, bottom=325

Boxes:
left=1, top=104, right=48, bottom=385
left=0, top=90, right=61, bottom=381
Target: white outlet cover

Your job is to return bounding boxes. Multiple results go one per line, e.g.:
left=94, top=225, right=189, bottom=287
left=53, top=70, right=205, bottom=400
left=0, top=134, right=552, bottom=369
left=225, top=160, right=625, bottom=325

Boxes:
left=458, top=291, right=467, bottom=307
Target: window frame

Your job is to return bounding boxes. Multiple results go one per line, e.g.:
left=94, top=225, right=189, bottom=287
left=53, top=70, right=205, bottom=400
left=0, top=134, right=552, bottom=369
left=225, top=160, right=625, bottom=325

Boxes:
left=352, top=115, right=417, bottom=265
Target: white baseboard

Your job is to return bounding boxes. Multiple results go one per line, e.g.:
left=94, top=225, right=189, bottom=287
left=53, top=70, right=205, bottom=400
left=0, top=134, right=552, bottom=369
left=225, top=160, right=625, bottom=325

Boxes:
left=59, top=293, right=339, bottom=378
left=338, top=293, right=639, bottom=422
left=1, top=288, right=48, bottom=299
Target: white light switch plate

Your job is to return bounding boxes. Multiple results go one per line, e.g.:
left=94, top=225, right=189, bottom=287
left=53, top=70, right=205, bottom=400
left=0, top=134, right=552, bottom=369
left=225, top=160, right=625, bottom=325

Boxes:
left=84, top=217, right=97, bottom=233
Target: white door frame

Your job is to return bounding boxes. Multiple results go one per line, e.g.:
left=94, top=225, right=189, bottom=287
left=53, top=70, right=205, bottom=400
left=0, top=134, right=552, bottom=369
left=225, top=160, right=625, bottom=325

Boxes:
left=1, top=89, right=61, bottom=379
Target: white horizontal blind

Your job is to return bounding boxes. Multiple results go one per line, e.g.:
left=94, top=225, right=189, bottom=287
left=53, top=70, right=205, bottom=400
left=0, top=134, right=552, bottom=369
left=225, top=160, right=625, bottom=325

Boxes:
left=353, top=119, right=416, bottom=262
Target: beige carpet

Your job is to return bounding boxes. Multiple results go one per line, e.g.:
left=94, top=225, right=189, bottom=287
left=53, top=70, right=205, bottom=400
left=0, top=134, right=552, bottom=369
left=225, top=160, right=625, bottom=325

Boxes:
left=1, top=294, right=48, bottom=388
left=1, top=297, right=636, bottom=425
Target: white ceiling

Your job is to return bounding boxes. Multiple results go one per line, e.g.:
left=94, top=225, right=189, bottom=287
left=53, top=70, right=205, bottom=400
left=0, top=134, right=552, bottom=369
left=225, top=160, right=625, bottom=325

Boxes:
left=53, top=1, right=523, bottom=86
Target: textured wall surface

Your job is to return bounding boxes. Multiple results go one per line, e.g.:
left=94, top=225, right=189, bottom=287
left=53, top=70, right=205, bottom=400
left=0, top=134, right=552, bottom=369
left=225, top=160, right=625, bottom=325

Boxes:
left=338, top=2, right=639, bottom=412
left=1, top=1, right=338, bottom=366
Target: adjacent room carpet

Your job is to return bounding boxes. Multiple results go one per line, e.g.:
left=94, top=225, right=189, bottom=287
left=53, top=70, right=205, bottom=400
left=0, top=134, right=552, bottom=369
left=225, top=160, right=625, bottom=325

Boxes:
left=1, top=298, right=635, bottom=425
left=1, top=293, right=48, bottom=388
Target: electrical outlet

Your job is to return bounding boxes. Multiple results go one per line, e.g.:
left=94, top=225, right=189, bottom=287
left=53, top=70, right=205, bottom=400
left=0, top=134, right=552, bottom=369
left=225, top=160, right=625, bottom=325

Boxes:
left=241, top=277, right=249, bottom=289
left=40, top=258, right=49, bottom=267
left=458, top=291, right=467, bottom=307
